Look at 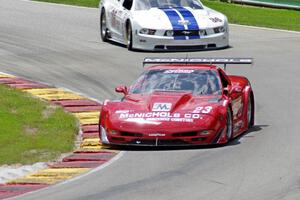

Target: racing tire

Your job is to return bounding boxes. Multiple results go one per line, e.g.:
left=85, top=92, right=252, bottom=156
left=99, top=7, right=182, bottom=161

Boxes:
left=100, top=9, right=108, bottom=42
left=247, top=94, right=255, bottom=128
left=126, top=22, right=133, bottom=50
left=226, top=108, right=233, bottom=142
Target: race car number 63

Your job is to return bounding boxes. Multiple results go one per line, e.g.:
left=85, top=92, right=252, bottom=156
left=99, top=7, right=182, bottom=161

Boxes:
left=193, top=106, right=213, bottom=114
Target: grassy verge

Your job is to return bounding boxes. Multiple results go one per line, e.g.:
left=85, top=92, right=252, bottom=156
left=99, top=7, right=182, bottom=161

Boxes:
left=34, top=0, right=99, bottom=7
left=0, top=84, right=78, bottom=165
left=34, top=0, right=300, bottom=32
left=202, top=0, right=300, bottom=31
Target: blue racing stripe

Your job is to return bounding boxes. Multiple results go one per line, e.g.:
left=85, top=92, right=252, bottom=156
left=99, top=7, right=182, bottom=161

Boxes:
left=160, top=8, right=185, bottom=40
left=160, top=8, right=184, bottom=30
left=175, top=7, right=200, bottom=39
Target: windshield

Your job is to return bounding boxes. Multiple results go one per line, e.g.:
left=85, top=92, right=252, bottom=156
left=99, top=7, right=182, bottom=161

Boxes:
left=130, top=68, right=222, bottom=95
left=134, top=0, right=203, bottom=10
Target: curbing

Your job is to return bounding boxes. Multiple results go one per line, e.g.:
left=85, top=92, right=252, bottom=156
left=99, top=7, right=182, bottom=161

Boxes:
left=0, top=72, right=119, bottom=199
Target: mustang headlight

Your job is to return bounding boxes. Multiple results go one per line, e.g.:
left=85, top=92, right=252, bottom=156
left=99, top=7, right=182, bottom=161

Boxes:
left=213, top=26, right=226, bottom=34
left=139, top=28, right=156, bottom=35
left=164, top=30, right=174, bottom=36
left=199, top=29, right=207, bottom=36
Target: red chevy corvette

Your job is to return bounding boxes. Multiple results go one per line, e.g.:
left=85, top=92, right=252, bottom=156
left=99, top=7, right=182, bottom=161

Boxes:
left=99, top=58, right=254, bottom=146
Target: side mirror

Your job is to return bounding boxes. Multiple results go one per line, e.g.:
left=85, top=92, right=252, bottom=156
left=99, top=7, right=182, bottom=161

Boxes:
left=230, top=85, right=243, bottom=94
left=223, top=85, right=231, bottom=96
left=115, top=85, right=128, bottom=96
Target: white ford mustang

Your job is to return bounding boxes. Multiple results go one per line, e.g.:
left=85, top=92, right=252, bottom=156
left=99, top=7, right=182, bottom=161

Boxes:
left=99, top=0, right=229, bottom=51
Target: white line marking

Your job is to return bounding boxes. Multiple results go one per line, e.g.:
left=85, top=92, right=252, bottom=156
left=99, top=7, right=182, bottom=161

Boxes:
left=229, top=23, right=300, bottom=34
left=19, top=0, right=98, bottom=10
left=7, top=152, right=125, bottom=200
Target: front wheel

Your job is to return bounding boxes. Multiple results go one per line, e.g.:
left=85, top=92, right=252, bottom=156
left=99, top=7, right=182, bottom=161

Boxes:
left=100, top=9, right=108, bottom=42
left=226, top=108, right=233, bottom=142
left=126, top=22, right=133, bottom=50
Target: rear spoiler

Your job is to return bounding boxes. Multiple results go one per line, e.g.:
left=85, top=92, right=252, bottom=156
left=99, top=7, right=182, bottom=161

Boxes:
left=143, top=57, right=253, bottom=70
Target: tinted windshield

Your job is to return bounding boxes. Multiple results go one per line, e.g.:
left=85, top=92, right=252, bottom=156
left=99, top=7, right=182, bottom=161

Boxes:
left=134, top=0, right=203, bottom=10
left=130, top=69, right=221, bottom=95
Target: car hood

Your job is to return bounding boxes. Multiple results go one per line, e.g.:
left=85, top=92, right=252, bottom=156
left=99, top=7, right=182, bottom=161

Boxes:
left=132, top=7, right=226, bottom=30
left=104, top=92, right=223, bottom=132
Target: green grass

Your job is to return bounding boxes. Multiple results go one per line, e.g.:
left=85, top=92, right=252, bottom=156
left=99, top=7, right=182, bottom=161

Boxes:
left=202, top=0, right=300, bottom=31
left=35, top=0, right=99, bottom=7
left=0, top=84, right=78, bottom=165
left=34, top=0, right=300, bottom=31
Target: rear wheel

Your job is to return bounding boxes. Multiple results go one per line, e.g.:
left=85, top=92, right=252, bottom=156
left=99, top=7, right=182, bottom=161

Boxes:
left=126, top=22, right=133, bottom=50
left=226, top=108, right=233, bottom=142
left=247, top=94, right=254, bottom=128
left=100, top=9, right=108, bottom=42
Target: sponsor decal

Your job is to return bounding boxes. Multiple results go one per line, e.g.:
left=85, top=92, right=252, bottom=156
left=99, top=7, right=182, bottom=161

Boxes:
left=152, top=103, right=172, bottom=112
left=119, top=111, right=202, bottom=123
left=192, top=106, right=213, bottom=114
left=149, top=133, right=166, bottom=137
left=164, top=69, right=194, bottom=74
left=232, top=97, right=243, bottom=119
left=209, top=17, right=223, bottom=23
left=234, top=120, right=244, bottom=131
left=178, top=19, right=190, bottom=26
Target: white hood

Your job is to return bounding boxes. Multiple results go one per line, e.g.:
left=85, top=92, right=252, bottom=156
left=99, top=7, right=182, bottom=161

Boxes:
left=132, top=7, right=226, bottom=30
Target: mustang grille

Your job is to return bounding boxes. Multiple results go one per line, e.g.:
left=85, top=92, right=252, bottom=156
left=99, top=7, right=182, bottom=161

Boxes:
left=173, top=30, right=200, bottom=37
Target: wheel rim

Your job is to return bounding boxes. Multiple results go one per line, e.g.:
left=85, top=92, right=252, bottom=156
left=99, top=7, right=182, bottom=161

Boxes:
left=101, top=13, right=107, bottom=37
left=247, top=96, right=252, bottom=126
left=226, top=110, right=233, bottom=139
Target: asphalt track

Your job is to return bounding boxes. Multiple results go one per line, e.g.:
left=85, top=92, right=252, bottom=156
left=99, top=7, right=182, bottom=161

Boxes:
left=1, top=0, right=300, bottom=199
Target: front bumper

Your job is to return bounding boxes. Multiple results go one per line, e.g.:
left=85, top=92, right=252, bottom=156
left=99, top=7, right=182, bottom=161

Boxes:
left=132, top=31, right=229, bottom=51
left=100, top=127, right=226, bottom=147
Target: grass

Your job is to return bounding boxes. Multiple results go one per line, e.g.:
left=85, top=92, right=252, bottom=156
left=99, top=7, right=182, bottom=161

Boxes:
left=0, top=84, right=78, bottom=165
left=34, top=0, right=300, bottom=32
left=35, top=0, right=99, bottom=7
left=202, top=0, right=300, bottom=31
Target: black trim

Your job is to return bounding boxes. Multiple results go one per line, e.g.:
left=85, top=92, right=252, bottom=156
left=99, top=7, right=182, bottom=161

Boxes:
left=212, top=128, right=224, bottom=144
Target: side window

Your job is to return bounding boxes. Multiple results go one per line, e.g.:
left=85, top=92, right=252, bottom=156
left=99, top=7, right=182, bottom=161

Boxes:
left=123, top=0, right=133, bottom=10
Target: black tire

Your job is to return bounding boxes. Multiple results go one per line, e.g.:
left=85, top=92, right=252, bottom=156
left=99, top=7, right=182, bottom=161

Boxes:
left=226, top=108, right=233, bottom=142
left=100, top=9, right=108, bottom=42
left=247, top=94, right=255, bottom=128
left=126, top=22, right=133, bottom=50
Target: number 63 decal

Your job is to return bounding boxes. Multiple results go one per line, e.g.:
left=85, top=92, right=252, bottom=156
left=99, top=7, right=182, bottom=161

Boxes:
left=193, top=106, right=213, bottom=114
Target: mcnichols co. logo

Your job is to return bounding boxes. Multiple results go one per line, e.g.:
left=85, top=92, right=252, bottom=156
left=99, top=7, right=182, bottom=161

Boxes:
left=152, top=103, right=172, bottom=112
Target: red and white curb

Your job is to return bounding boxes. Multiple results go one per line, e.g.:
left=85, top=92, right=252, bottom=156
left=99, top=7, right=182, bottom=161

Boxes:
left=0, top=72, right=120, bottom=199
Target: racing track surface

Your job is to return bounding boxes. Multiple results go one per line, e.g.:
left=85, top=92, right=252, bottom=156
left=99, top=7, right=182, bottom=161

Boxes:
left=1, top=0, right=300, bottom=199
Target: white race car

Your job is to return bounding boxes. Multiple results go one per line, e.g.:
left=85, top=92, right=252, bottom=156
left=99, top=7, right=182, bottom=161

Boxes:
left=99, top=0, right=229, bottom=51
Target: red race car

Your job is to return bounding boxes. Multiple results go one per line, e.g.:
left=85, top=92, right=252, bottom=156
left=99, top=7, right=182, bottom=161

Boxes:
left=99, top=58, right=254, bottom=146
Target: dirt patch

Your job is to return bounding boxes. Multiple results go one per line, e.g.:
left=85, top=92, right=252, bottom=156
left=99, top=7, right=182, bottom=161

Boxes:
left=23, top=125, right=38, bottom=136
left=22, top=149, right=57, bottom=161
left=10, top=108, right=17, bottom=114
left=42, top=105, right=57, bottom=119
